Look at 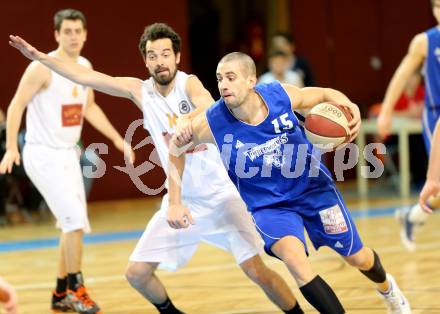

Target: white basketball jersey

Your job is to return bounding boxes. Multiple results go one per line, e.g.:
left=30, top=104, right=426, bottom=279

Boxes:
left=25, top=52, right=91, bottom=148
left=141, top=71, right=236, bottom=208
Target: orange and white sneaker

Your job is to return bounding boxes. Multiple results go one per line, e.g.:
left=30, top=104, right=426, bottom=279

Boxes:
left=51, top=291, right=74, bottom=313
left=66, top=285, right=102, bottom=314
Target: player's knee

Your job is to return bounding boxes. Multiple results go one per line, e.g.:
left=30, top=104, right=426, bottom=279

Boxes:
left=344, top=247, right=372, bottom=269
left=125, top=262, right=155, bottom=287
left=243, top=265, right=272, bottom=286
left=240, top=257, right=272, bottom=285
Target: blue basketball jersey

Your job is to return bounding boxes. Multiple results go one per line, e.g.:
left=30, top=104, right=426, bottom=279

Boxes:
left=206, top=82, right=334, bottom=213
left=421, top=27, right=440, bottom=152
left=424, top=27, right=440, bottom=117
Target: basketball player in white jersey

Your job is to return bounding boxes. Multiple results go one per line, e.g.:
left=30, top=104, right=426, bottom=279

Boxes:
left=1, top=9, right=134, bottom=314
left=7, top=23, right=305, bottom=313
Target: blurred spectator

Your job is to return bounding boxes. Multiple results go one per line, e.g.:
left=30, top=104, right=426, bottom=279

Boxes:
left=369, top=73, right=426, bottom=185
left=271, top=32, right=316, bottom=87
left=259, top=50, right=304, bottom=87
left=370, top=73, right=424, bottom=119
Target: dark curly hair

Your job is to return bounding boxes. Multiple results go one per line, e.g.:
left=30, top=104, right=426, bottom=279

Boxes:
left=138, top=23, right=181, bottom=60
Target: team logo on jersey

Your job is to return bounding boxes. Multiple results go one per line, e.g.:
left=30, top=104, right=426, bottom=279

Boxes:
left=178, top=100, right=191, bottom=114
left=166, top=113, right=178, bottom=128
left=235, top=140, right=244, bottom=149
left=263, top=147, right=285, bottom=168
left=244, top=134, right=288, bottom=168
left=62, top=104, right=82, bottom=127
left=72, top=86, right=78, bottom=98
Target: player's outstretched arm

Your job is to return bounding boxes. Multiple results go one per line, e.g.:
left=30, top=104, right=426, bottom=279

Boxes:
left=419, top=120, right=440, bottom=213
left=378, top=33, right=427, bottom=139
left=9, top=35, right=141, bottom=101
left=84, top=92, right=135, bottom=164
left=283, top=84, right=361, bottom=142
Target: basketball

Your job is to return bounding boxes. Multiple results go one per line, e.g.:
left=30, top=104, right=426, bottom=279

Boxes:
left=0, top=287, right=10, bottom=303
left=304, top=102, right=352, bottom=149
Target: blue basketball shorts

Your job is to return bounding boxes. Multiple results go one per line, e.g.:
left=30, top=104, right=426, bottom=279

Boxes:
left=422, top=108, right=439, bottom=154
left=251, top=182, right=363, bottom=258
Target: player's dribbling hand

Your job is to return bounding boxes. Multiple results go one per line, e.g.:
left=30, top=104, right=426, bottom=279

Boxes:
left=167, top=203, right=195, bottom=229
left=419, top=179, right=440, bottom=214
left=0, top=149, right=21, bottom=174
left=377, top=112, right=391, bottom=139
left=341, top=102, right=361, bottom=142
left=113, top=138, right=135, bottom=164
left=9, top=35, right=43, bottom=61
left=0, top=276, right=18, bottom=314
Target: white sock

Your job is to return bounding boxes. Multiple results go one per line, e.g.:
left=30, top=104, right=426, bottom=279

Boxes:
left=408, top=204, right=429, bottom=224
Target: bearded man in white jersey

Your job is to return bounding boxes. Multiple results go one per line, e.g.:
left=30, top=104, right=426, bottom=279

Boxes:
left=0, top=9, right=135, bottom=314
left=7, top=23, right=305, bottom=314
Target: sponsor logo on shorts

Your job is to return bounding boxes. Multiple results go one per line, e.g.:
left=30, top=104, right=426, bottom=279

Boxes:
left=334, top=241, right=344, bottom=248
left=319, top=204, right=348, bottom=234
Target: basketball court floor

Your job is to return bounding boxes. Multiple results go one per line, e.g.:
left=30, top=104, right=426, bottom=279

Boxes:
left=0, top=193, right=439, bottom=313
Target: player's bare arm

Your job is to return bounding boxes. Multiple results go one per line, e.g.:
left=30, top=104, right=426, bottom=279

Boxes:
left=175, top=76, right=216, bottom=143
left=378, top=33, right=427, bottom=138
left=0, top=61, right=49, bottom=174
left=83, top=91, right=135, bottom=163
left=9, top=35, right=143, bottom=105
left=419, top=120, right=440, bottom=213
left=167, top=111, right=215, bottom=229
left=282, top=84, right=361, bottom=141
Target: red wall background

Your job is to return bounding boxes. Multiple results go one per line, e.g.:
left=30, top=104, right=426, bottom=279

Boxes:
left=0, top=1, right=189, bottom=201
left=289, top=0, right=435, bottom=110
left=0, top=0, right=435, bottom=200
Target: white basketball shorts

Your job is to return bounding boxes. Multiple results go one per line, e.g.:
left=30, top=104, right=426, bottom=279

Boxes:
left=129, top=191, right=263, bottom=271
left=23, top=143, right=90, bottom=233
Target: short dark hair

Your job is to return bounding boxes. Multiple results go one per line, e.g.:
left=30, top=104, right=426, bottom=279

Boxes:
left=219, top=52, right=256, bottom=76
left=272, top=31, right=294, bottom=44
left=54, top=9, right=87, bottom=31
left=138, top=23, right=181, bottom=60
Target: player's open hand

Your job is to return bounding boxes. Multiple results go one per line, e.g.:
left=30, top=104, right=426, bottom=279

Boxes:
left=175, top=116, right=193, bottom=144
left=167, top=203, right=195, bottom=229
left=341, top=102, right=361, bottom=142
left=377, top=112, right=391, bottom=139
left=419, top=179, right=440, bottom=214
left=9, top=35, right=43, bottom=61
left=0, top=276, right=18, bottom=314
left=113, top=137, right=135, bottom=164
left=0, top=149, right=21, bottom=174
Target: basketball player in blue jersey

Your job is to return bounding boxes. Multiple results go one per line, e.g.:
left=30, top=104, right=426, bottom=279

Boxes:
left=420, top=119, right=440, bottom=212
left=168, top=52, right=411, bottom=314
left=8, top=25, right=306, bottom=314
left=378, top=0, right=440, bottom=252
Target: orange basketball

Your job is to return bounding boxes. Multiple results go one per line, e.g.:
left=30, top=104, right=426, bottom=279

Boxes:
left=305, top=102, right=352, bottom=149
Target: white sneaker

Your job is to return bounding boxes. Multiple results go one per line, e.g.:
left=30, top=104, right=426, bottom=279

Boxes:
left=395, top=207, right=416, bottom=252
left=379, top=274, right=411, bottom=314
